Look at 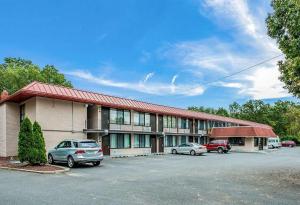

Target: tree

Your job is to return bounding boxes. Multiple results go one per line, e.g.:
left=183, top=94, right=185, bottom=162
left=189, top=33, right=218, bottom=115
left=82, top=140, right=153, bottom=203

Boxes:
left=32, top=122, right=47, bottom=164
left=266, top=0, right=300, bottom=97
left=0, top=57, right=73, bottom=94
left=18, top=117, right=33, bottom=163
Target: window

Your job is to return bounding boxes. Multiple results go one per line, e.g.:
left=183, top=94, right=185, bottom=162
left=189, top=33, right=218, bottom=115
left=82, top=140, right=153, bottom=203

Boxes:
left=139, top=113, right=145, bottom=126
left=165, top=135, right=174, bottom=147
left=20, top=104, right=25, bottom=123
left=179, top=118, right=189, bottom=129
left=198, top=120, right=206, bottom=130
left=134, top=134, right=150, bottom=148
left=134, top=112, right=150, bottom=126
left=171, top=117, right=176, bottom=128
left=110, top=134, right=131, bottom=149
left=79, top=141, right=99, bottom=148
left=254, top=138, right=259, bottom=147
left=145, top=114, right=150, bottom=126
left=110, top=109, right=131, bottom=125
left=163, top=116, right=177, bottom=128
left=124, top=110, right=131, bottom=125
left=172, top=136, right=178, bottom=146
left=110, top=109, right=117, bottom=124
left=228, top=137, right=245, bottom=146
left=181, top=136, right=187, bottom=144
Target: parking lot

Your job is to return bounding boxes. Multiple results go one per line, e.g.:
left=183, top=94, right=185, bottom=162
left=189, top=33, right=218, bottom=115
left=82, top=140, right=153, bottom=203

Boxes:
left=0, top=148, right=300, bottom=205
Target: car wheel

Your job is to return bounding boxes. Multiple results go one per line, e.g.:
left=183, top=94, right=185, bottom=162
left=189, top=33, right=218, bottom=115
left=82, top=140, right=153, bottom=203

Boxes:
left=289, top=145, right=292, bottom=148
left=48, top=154, right=54, bottom=164
left=93, top=161, right=101, bottom=166
left=172, top=149, right=177, bottom=154
left=190, top=150, right=196, bottom=156
left=217, top=147, right=224, bottom=154
left=207, top=150, right=210, bottom=153
left=67, top=156, right=75, bottom=168
left=223, top=150, right=228, bottom=154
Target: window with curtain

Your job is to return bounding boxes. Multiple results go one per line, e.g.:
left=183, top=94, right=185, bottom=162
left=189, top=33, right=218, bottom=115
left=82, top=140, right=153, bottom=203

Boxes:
left=165, top=135, right=174, bottom=147
left=134, top=112, right=149, bottom=126
left=124, top=110, right=131, bottom=125
left=145, top=114, right=150, bottom=126
left=110, top=109, right=130, bottom=125
left=134, top=134, right=150, bottom=148
left=139, top=113, right=145, bottom=126
left=110, top=109, right=117, bottom=124
left=110, top=134, right=131, bottom=149
left=163, top=115, right=177, bottom=128
left=181, top=136, right=187, bottom=144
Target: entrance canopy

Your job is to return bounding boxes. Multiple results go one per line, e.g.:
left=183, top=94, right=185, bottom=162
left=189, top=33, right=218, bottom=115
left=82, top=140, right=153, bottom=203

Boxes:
left=210, top=126, right=276, bottom=138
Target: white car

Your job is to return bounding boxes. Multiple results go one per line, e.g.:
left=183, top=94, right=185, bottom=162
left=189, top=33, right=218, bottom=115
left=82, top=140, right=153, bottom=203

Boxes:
left=171, top=143, right=207, bottom=155
left=268, top=137, right=281, bottom=149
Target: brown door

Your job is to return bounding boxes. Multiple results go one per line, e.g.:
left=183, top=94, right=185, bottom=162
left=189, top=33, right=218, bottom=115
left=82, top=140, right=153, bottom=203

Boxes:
left=151, top=136, right=157, bottom=153
left=189, top=136, right=193, bottom=143
left=159, top=137, right=164, bottom=153
left=102, top=135, right=110, bottom=155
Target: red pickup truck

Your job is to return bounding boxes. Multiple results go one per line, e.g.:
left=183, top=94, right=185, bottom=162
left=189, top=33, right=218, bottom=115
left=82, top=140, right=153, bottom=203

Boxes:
left=205, top=140, right=231, bottom=154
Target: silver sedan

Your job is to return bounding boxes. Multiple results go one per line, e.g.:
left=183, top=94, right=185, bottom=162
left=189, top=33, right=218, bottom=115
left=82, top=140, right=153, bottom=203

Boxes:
left=48, top=139, right=104, bottom=168
left=171, top=143, right=207, bottom=156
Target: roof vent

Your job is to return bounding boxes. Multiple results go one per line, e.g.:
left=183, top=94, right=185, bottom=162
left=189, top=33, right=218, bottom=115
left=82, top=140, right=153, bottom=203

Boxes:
left=0, top=90, right=9, bottom=101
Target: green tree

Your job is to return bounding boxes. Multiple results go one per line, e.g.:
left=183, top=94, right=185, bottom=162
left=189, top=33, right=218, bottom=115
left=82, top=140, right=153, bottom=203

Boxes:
left=266, top=0, right=300, bottom=97
left=0, top=57, right=73, bottom=94
left=18, top=117, right=34, bottom=163
left=32, top=122, right=47, bottom=164
left=216, top=107, right=229, bottom=117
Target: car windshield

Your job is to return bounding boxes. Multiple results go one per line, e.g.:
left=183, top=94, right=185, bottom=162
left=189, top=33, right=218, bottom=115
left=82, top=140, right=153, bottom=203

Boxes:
left=78, top=141, right=99, bottom=148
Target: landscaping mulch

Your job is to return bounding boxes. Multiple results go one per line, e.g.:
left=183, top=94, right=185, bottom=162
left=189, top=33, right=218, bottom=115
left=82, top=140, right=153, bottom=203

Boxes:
left=0, top=158, right=64, bottom=172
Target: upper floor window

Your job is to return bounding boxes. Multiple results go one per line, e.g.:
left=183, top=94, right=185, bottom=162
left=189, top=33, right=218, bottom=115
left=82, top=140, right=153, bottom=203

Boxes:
left=198, top=120, right=206, bottom=130
left=134, top=112, right=150, bottom=126
left=178, top=118, right=189, bottom=129
left=110, top=109, right=130, bottom=125
left=163, top=116, right=176, bottom=128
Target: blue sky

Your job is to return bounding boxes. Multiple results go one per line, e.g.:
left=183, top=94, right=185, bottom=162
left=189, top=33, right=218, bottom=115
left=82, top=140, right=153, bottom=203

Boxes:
left=0, top=0, right=298, bottom=108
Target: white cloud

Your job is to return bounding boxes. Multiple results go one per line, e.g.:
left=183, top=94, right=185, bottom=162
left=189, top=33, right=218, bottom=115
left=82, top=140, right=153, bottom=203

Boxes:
left=66, top=70, right=204, bottom=96
left=143, top=72, right=155, bottom=83
left=162, top=0, right=288, bottom=99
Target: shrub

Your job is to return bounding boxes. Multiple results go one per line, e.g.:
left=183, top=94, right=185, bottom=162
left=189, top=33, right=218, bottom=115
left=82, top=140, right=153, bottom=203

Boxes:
left=32, top=122, right=47, bottom=164
left=18, top=118, right=47, bottom=164
left=18, top=117, right=33, bottom=163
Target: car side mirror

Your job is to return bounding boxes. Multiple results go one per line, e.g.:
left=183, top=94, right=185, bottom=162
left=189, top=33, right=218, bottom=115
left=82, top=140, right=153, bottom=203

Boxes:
left=55, top=146, right=58, bottom=149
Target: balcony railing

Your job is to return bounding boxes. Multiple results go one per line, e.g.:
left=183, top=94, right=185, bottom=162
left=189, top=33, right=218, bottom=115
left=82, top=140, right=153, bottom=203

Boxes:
left=178, top=128, right=190, bottom=134
left=109, top=124, right=152, bottom=132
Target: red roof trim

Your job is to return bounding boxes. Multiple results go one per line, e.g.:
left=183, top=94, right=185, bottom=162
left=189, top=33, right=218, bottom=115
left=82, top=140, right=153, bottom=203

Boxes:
left=210, top=126, right=276, bottom=138
left=0, top=81, right=272, bottom=129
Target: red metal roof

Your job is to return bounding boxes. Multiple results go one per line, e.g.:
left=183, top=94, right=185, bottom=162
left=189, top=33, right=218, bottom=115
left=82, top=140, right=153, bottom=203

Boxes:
left=210, top=126, right=276, bottom=138
left=0, top=81, right=272, bottom=128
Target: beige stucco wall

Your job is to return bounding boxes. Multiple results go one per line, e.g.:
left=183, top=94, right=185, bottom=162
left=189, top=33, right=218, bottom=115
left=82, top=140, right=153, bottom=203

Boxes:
left=35, top=97, right=87, bottom=132
left=5, top=103, right=20, bottom=156
left=0, top=103, right=6, bottom=156
left=230, top=137, right=255, bottom=152
left=43, top=131, right=86, bottom=151
left=34, top=97, right=87, bottom=151
left=23, top=97, right=36, bottom=121
left=0, top=102, right=20, bottom=157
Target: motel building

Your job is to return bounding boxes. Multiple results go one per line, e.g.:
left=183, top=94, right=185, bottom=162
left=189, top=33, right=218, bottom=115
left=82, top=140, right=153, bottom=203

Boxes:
left=0, top=82, right=276, bottom=158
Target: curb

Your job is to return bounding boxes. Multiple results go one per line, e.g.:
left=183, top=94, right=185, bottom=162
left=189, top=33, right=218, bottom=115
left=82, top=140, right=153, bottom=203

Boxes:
left=0, top=165, right=69, bottom=174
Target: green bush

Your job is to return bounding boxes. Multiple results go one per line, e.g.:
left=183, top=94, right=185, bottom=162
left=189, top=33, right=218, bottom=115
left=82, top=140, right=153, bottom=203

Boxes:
left=18, top=117, right=33, bottom=163
left=32, top=122, right=47, bottom=164
left=18, top=118, right=47, bottom=164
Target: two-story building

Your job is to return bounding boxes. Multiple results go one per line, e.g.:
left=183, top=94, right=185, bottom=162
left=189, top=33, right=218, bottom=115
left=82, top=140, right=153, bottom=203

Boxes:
left=0, top=82, right=276, bottom=157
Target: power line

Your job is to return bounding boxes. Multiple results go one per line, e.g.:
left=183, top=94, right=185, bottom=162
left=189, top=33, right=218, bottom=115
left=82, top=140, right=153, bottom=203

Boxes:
left=203, top=53, right=284, bottom=86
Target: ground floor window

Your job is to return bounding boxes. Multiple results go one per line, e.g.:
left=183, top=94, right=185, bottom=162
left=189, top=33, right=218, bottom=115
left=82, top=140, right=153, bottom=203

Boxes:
left=228, top=137, right=245, bottom=146
left=134, top=134, right=150, bottom=148
left=165, top=136, right=178, bottom=147
left=195, top=137, right=200, bottom=144
left=181, top=136, right=187, bottom=144
left=254, top=138, right=267, bottom=147
left=110, top=134, right=131, bottom=149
